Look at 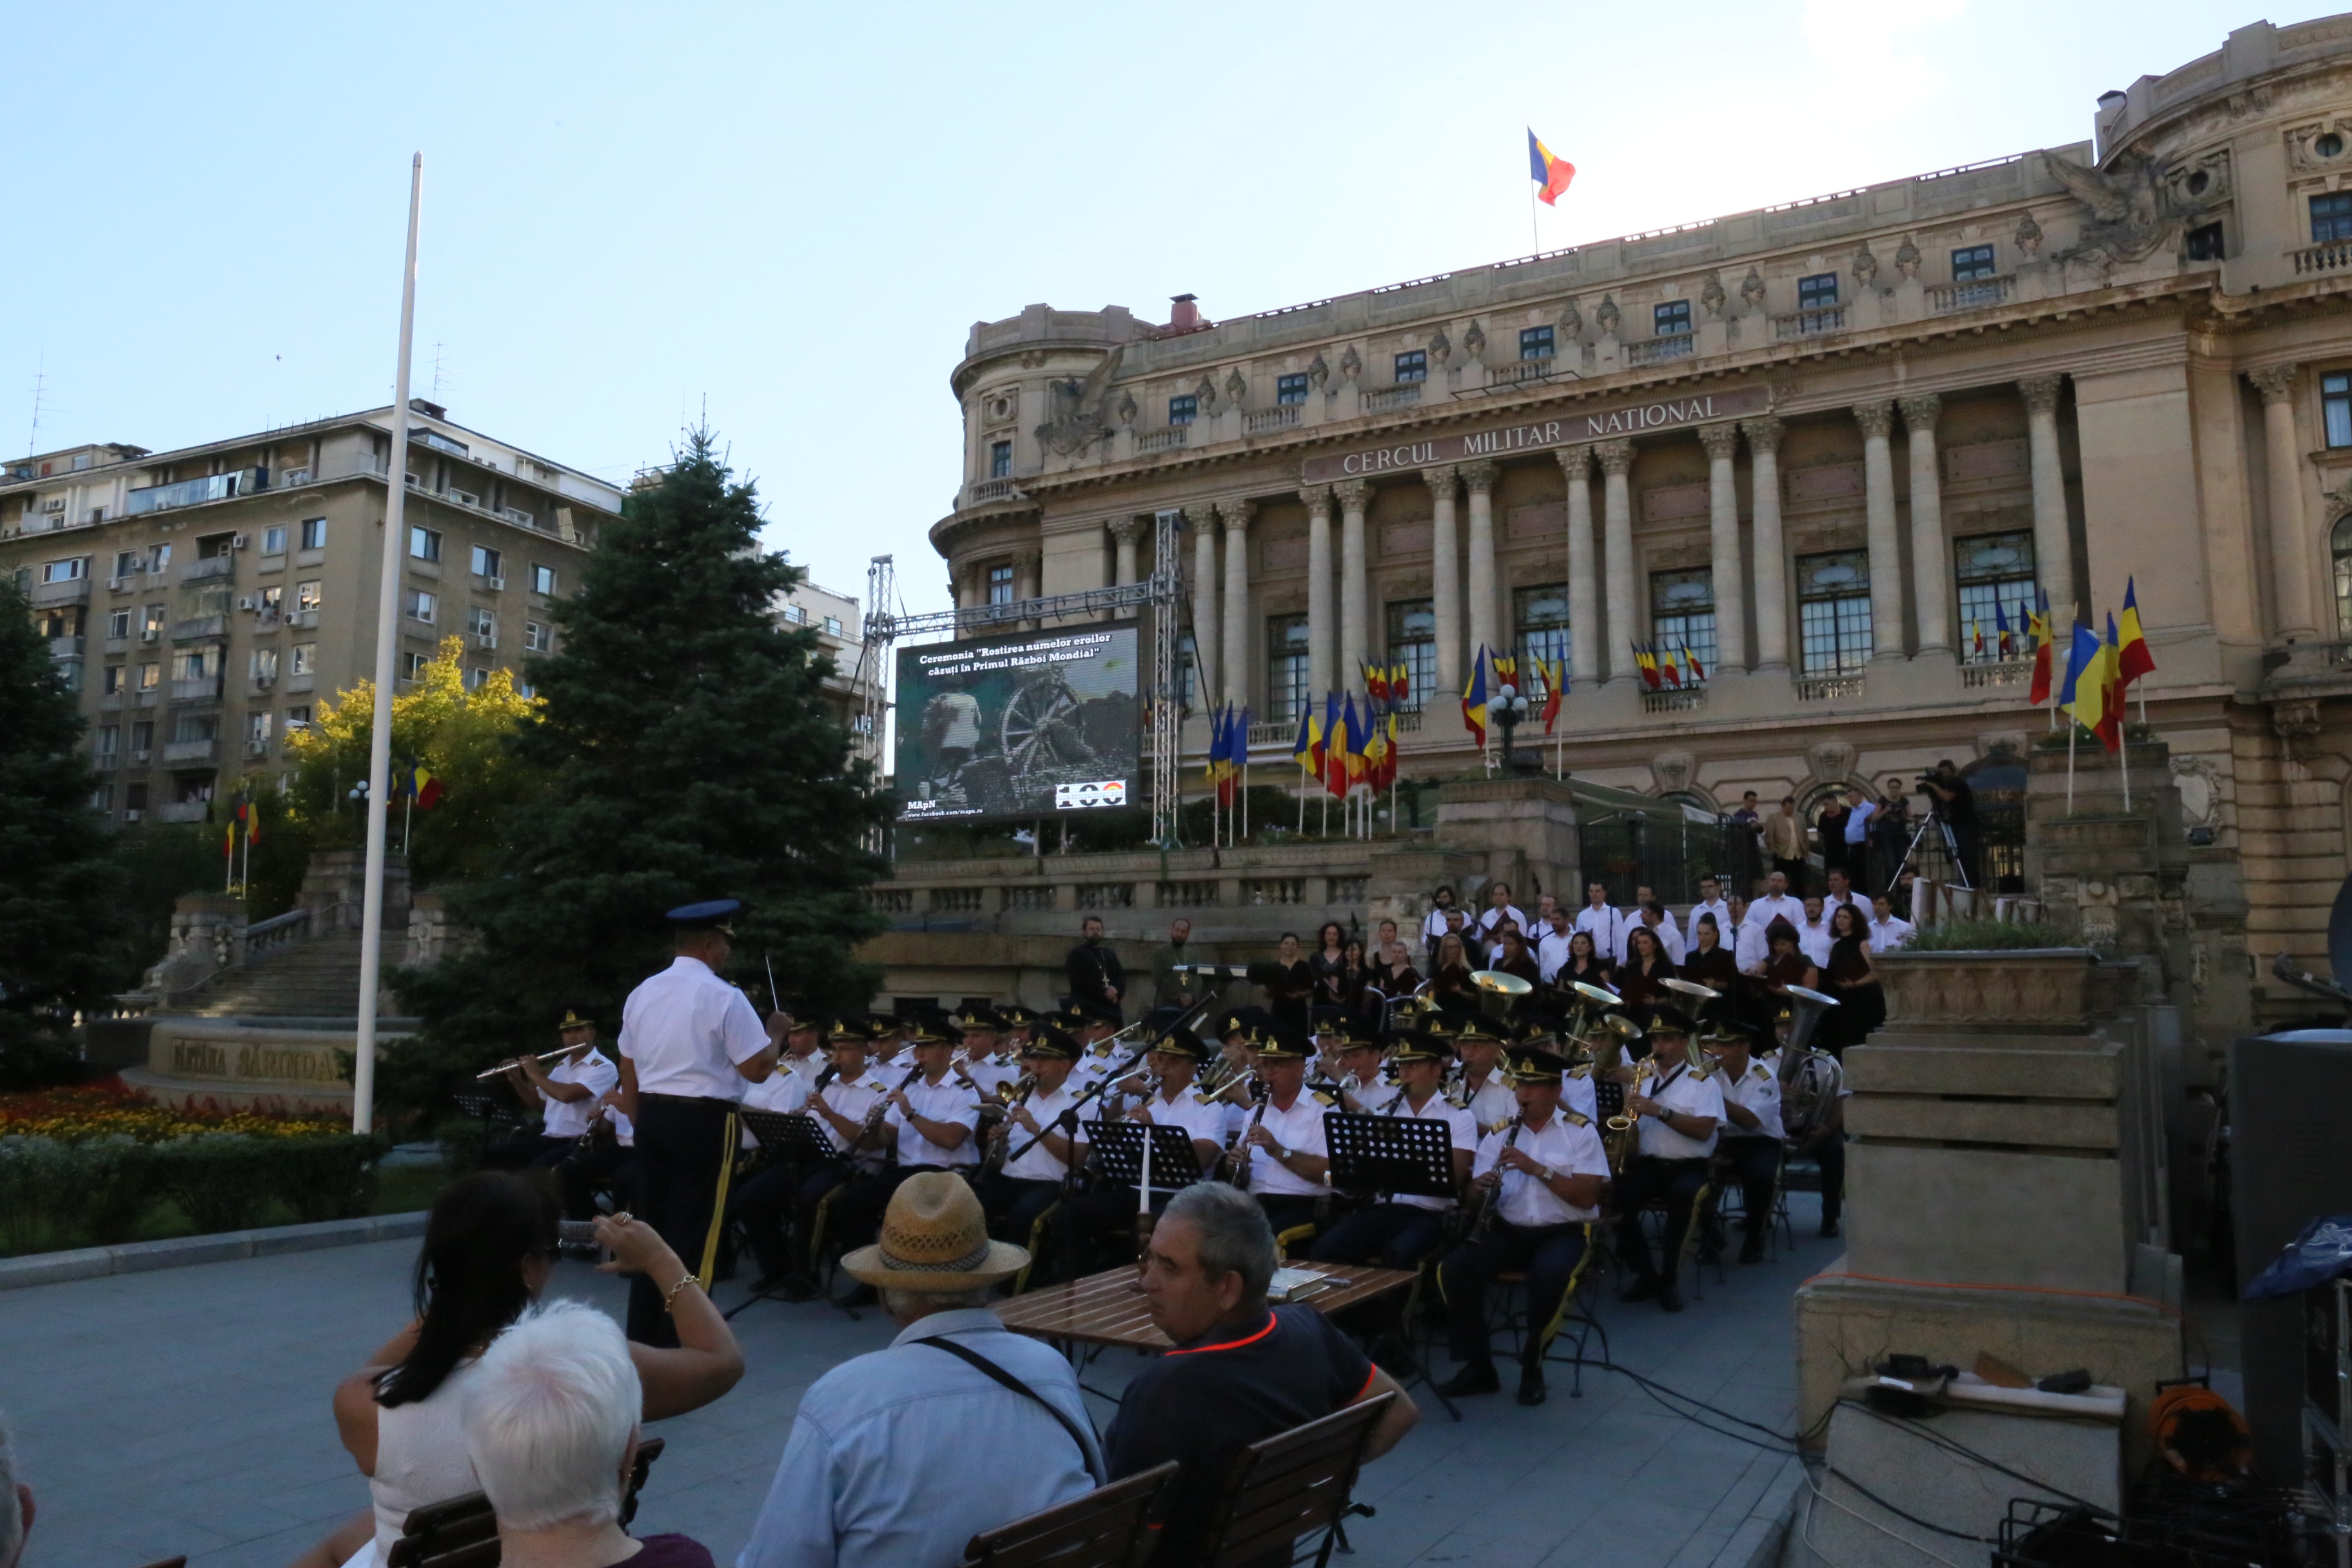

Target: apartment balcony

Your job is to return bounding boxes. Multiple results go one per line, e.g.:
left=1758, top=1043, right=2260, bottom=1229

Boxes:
left=1136, top=427, right=1190, bottom=455
left=29, top=577, right=92, bottom=609
left=169, top=676, right=224, bottom=703
left=1242, top=406, right=1301, bottom=435
left=1363, top=385, right=1422, bottom=413
left=162, top=738, right=219, bottom=765
left=286, top=608, right=319, bottom=630
left=49, top=634, right=84, bottom=659
left=152, top=801, right=211, bottom=824
left=2291, top=241, right=2352, bottom=277
left=1626, top=333, right=1696, bottom=368
left=99, top=691, right=124, bottom=710
left=179, top=556, right=235, bottom=585
left=170, top=615, right=228, bottom=642
left=1928, top=276, right=2014, bottom=313
left=126, top=468, right=266, bottom=517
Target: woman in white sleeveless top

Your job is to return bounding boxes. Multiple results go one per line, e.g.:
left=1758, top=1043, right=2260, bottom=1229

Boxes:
left=293, top=1171, right=747, bottom=1568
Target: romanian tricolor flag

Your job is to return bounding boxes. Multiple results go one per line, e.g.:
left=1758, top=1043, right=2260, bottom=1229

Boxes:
left=1527, top=130, right=1575, bottom=207
left=1660, top=647, right=1683, bottom=689
left=1203, top=703, right=1225, bottom=787
left=1390, top=661, right=1411, bottom=711
left=1491, top=652, right=1519, bottom=697
left=1343, top=694, right=1368, bottom=786
left=2117, top=577, right=2155, bottom=690
left=2026, top=591, right=2054, bottom=706
left=1380, top=709, right=1400, bottom=789
left=1462, top=647, right=1489, bottom=747
left=2097, top=614, right=2126, bottom=752
left=1291, top=702, right=1320, bottom=778
left=1683, top=643, right=1706, bottom=684
left=1540, top=657, right=1565, bottom=733
left=1995, top=602, right=2015, bottom=661
left=1325, top=698, right=1351, bottom=799
left=2061, top=622, right=2105, bottom=741
left=407, top=762, right=443, bottom=810
left=1364, top=663, right=1391, bottom=712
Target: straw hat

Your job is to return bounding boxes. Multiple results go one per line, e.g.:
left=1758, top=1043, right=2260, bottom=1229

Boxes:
left=840, top=1171, right=1028, bottom=1291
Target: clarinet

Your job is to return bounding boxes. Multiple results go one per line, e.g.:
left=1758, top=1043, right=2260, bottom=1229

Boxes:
left=1227, top=1080, right=1272, bottom=1190
left=1471, top=1113, right=1527, bottom=1239
left=861, top=1064, right=926, bottom=1150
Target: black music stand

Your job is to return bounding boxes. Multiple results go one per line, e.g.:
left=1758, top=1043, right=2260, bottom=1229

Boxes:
left=725, top=1112, right=839, bottom=1320
left=1085, top=1119, right=1205, bottom=1200
left=1322, top=1112, right=1456, bottom=1200
left=451, top=1090, right=524, bottom=1158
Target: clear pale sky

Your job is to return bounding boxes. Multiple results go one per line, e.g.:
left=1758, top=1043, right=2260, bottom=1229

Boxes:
left=5, top=1, right=2315, bottom=619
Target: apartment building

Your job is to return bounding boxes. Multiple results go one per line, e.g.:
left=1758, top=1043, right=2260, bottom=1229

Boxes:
left=4, top=400, right=620, bottom=823
left=778, top=577, right=883, bottom=748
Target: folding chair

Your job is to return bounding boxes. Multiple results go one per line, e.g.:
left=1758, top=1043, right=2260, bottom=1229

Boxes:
left=1274, top=1221, right=1320, bottom=1260
left=957, top=1460, right=1178, bottom=1568
left=1706, top=1146, right=1792, bottom=1264
left=387, top=1438, right=665, bottom=1568
left=1197, top=1394, right=1393, bottom=1568
left=1010, top=1199, right=1063, bottom=1296
left=1486, top=1223, right=1609, bottom=1396
left=1622, top=1178, right=1714, bottom=1301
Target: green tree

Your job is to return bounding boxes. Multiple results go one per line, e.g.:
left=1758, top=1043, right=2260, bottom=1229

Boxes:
left=392, top=433, right=891, bottom=1119
left=0, top=580, right=132, bottom=1086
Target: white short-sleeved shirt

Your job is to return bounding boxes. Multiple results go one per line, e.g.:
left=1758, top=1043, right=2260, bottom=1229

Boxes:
left=1458, top=1070, right=1518, bottom=1138
left=538, top=1050, right=618, bottom=1139
left=1745, top=893, right=1805, bottom=932
left=1560, top=1068, right=1598, bottom=1125
left=1248, top=1090, right=1333, bottom=1196
left=887, top=1074, right=983, bottom=1168
left=1001, top=1082, right=1084, bottom=1183
left=1474, top=1113, right=1610, bottom=1227
left=812, top=1072, right=887, bottom=1157
left=616, top=956, right=770, bottom=1101
left=783, top=1050, right=827, bottom=1086
left=1714, top=1059, right=1785, bottom=1141
left=1796, top=919, right=1834, bottom=968
left=1634, top=1060, right=1727, bottom=1161
left=1383, top=1093, right=1478, bottom=1211
left=1868, top=914, right=1915, bottom=952
left=1573, top=904, right=1624, bottom=963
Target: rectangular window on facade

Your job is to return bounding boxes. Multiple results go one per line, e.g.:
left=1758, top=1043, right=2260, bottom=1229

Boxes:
left=531, top=563, right=557, bottom=595
left=1275, top=374, right=1310, bottom=406
left=1519, top=325, right=1555, bottom=361
left=299, top=517, right=326, bottom=550
left=1382, top=600, right=1435, bottom=712
left=1514, top=583, right=1572, bottom=680
left=2185, top=222, right=2225, bottom=261
left=404, top=589, right=436, bottom=623
left=1954, top=531, right=2039, bottom=663
left=824, top=615, right=843, bottom=636
left=1394, top=350, right=1427, bottom=384
left=248, top=710, right=273, bottom=747
left=95, top=725, right=118, bottom=758
left=989, top=440, right=1012, bottom=478
left=525, top=620, right=549, bottom=652
left=296, top=580, right=322, bottom=611
left=102, top=665, right=124, bottom=695
left=171, top=647, right=219, bottom=682
left=783, top=603, right=806, bottom=624
left=291, top=643, right=317, bottom=676
left=148, top=543, right=172, bottom=574
left=43, top=556, right=88, bottom=583
left=1798, top=272, right=1839, bottom=309
left=2326, top=372, right=2352, bottom=448
left=170, top=712, right=218, bottom=745
left=113, top=549, right=141, bottom=581
left=1177, top=632, right=1200, bottom=712
left=1266, top=614, right=1311, bottom=723
left=259, top=584, right=283, bottom=616
left=1654, top=300, right=1692, bottom=336
left=142, top=603, right=167, bottom=637
left=137, top=662, right=159, bottom=691
left=131, top=721, right=154, bottom=754
left=1649, top=569, right=1716, bottom=676
left=262, top=525, right=287, bottom=556
left=465, top=667, right=489, bottom=691
left=107, top=607, right=131, bottom=639
left=1796, top=550, right=1873, bottom=676
left=125, top=781, right=149, bottom=814
left=1168, top=395, right=1198, bottom=426
left=467, top=606, right=497, bottom=645
left=471, top=544, right=503, bottom=578
left=286, top=705, right=313, bottom=730
left=987, top=564, right=1015, bottom=605
left=1951, top=244, right=1999, bottom=281
left=407, top=525, right=441, bottom=562
left=400, top=651, right=429, bottom=680
left=251, top=647, right=280, bottom=683
left=2315, top=192, right=2352, bottom=244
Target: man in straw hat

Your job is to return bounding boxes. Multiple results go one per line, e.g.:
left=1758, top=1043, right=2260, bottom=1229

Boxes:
left=740, top=1173, right=1099, bottom=1568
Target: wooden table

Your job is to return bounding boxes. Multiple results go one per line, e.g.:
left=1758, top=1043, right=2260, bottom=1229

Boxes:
left=994, top=1263, right=1418, bottom=1351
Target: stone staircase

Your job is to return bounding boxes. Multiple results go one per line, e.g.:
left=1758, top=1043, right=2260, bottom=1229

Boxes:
left=181, top=930, right=387, bottom=1021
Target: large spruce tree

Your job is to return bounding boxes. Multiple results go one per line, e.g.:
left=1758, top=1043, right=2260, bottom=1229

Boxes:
left=0, top=579, right=132, bottom=1085
left=394, top=434, right=892, bottom=1110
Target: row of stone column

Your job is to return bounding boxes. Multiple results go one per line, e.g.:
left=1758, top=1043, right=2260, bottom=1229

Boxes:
left=1153, top=375, right=2079, bottom=709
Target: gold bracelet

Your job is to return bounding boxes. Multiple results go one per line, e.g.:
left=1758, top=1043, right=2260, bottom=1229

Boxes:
left=663, top=1275, right=701, bottom=1312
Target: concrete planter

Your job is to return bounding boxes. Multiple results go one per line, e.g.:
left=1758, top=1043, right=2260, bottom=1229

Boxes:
left=1876, top=948, right=2102, bottom=1032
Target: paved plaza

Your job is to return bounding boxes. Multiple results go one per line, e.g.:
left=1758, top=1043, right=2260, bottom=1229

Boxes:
left=0, top=1198, right=1833, bottom=1568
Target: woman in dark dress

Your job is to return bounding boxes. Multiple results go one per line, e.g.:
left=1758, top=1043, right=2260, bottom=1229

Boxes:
left=1748, top=917, right=1821, bottom=1026
left=1681, top=912, right=1740, bottom=1011
left=1329, top=937, right=1376, bottom=1019
left=1307, top=921, right=1346, bottom=995
left=1556, top=928, right=1614, bottom=997
left=1375, top=938, right=1423, bottom=1001
left=1429, top=932, right=1478, bottom=1008
left=1819, top=903, right=1886, bottom=1053
left=1614, top=925, right=1677, bottom=1015
left=1264, top=930, right=1317, bottom=1033
left=1491, top=928, right=1542, bottom=988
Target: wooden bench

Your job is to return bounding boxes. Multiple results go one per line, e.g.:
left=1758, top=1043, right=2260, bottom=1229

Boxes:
left=386, top=1436, right=664, bottom=1568
left=1197, top=1393, right=1393, bottom=1568
left=957, top=1460, right=1178, bottom=1568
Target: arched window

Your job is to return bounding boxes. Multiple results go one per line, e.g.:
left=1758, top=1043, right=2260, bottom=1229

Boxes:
left=2333, top=515, right=2352, bottom=638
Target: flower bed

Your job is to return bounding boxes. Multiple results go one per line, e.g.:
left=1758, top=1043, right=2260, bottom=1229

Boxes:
left=0, top=1078, right=381, bottom=1255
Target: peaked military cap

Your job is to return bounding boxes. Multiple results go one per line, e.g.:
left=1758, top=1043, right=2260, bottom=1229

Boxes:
left=1503, top=1046, right=1571, bottom=1084
left=665, top=898, right=741, bottom=932
left=1021, top=1025, right=1079, bottom=1059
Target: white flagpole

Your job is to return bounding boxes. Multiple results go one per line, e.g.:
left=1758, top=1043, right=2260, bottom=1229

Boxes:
left=353, top=153, right=424, bottom=1138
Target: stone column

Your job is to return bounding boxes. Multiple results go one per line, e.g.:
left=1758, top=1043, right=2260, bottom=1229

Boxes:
left=1559, top=444, right=1598, bottom=686
left=1302, top=484, right=1335, bottom=699
left=1427, top=465, right=1463, bottom=696
left=1598, top=438, right=1637, bottom=681
left=1856, top=401, right=1904, bottom=660
left=1188, top=503, right=1220, bottom=703
left=1463, top=460, right=1500, bottom=663
left=1336, top=478, right=1372, bottom=683
left=1108, top=515, right=1146, bottom=588
left=1900, top=393, right=1950, bottom=654
left=2249, top=366, right=2319, bottom=640
left=1743, top=417, right=1789, bottom=670
left=2020, top=376, right=2075, bottom=625
left=1700, top=423, right=1745, bottom=671
left=1219, top=498, right=1253, bottom=710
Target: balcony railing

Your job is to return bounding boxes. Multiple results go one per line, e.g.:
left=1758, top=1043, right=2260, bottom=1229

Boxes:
left=2293, top=241, right=2352, bottom=275
left=1772, top=305, right=1846, bottom=339
left=169, top=676, right=223, bottom=703
left=152, top=801, right=211, bottom=824
left=29, top=577, right=91, bottom=609
left=126, top=468, right=265, bottom=516
left=162, top=738, right=219, bottom=764
left=1242, top=406, right=1301, bottom=434
left=1927, top=276, right=2014, bottom=313
left=1627, top=333, right=1696, bottom=367
left=48, top=634, right=84, bottom=659
left=179, top=556, right=235, bottom=583
left=1795, top=674, right=1865, bottom=702
left=1137, top=427, right=1190, bottom=454
left=965, top=478, right=1024, bottom=506
left=1961, top=660, right=2034, bottom=689
left=171, top=615, right=227, bottom=642
left=1488, top=358, right=1563, bottom=387
left=1641, top=689, right=1706, bottom=714
left=1364, top=385, right=1422, bottom=413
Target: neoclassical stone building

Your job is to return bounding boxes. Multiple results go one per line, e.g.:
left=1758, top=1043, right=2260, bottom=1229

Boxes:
left=927, top=15, right=2352, bottom=1002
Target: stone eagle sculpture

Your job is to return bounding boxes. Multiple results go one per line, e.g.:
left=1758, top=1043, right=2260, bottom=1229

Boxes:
left=1035, top=346, right=1126, bottom=456
left=2042, top=148, right=2181, bottom=265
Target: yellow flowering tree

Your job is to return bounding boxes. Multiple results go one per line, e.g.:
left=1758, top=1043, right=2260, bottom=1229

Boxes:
left=281, top=636, right=546, bottom=887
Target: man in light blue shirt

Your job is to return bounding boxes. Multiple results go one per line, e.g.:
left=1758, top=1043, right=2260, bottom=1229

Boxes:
left=739, top=1173, right=1099, bottom=1568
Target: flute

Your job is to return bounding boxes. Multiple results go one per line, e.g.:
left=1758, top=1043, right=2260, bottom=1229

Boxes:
left=473, top=1045, right=576, bottom=1081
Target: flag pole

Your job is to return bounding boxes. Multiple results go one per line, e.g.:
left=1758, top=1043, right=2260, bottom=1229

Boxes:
left=353, top=152, right=423, bottom=1139
left=2066, top=719, right=2077, bottom=814
left=2119, top=727, right=2131, bottom=812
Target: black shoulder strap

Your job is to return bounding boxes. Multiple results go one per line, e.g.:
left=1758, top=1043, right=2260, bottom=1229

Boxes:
left=920, top=1335, right=1102, bottom=1483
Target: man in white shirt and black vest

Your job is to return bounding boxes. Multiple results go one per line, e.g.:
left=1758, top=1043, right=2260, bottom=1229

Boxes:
left=1610, top=1005, right=1724, bottom=1313
left=613, top=898, right=779, bottom=1344
left=1436, top=1045, right=1612, bottom=1406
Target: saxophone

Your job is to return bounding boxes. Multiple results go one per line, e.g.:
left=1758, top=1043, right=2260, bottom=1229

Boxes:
left=1603, top=1058, right=1656, bottom=1175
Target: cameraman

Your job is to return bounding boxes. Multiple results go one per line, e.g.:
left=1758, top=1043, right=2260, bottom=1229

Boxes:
left=1919, top=760, right=1980, bottom=890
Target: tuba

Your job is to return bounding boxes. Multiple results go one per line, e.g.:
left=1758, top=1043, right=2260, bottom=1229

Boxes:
left=1784, top=983, right=1840, bottom=1054
left=1468, top=968, right=1534, bottom=1022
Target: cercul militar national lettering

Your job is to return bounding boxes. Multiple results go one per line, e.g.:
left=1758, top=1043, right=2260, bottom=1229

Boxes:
left=1299, top=382, right=1774, bottom=484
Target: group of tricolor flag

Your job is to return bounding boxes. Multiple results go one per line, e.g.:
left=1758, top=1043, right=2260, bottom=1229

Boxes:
left=1459, top=646, right=1565, bottom=748
left=1632, top=642, right=1707, bottom=692
left=1203, top=703, right=1252, bottom=810
left=1284, top=662, right=1411, bottom=800
left=2050, top=579, right=2157, bottom=752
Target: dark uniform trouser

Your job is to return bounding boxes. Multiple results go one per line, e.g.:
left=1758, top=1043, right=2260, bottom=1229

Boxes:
left=484, top=1132, right=568, bottom=1171
left=974, top=1173, right=1063, bottom=1247
left=1440, top=1221, right=1586, bottom=1369
left=1253, top=1193, right=1322, bottom=1242
left=627, top=1096, right=740, bottom=1346
left=557, top=1140, right=635, bottom=1222
left=1309, top=1203, right=1447, bottom=1271
left=1803, top=1130, right=1847, bottom=1224
left=1717, top=1137, right=1780, bottom=1232
left=1057, top=1182, right=1178, bottom=1276
left=1612, top=1157, right=1710, bottom=1288
left=730, top=1162, right=806, bottom=1283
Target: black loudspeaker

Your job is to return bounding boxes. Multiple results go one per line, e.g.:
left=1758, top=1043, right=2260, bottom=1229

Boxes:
left=2228, top=1026, right=2352, bottom=1481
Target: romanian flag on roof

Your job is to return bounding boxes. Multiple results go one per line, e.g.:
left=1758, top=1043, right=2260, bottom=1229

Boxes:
left=1527, top=130, right=1575, bottom=207
left=2117, top=577, right=2155, bottom=689
left=1462, top=647, right=1489, bottom=747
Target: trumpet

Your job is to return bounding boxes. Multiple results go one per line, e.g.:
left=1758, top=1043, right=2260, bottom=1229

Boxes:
left=473, top=1045, right=582, bottom=1081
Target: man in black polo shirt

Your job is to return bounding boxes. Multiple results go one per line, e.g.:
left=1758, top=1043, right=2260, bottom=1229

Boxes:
left=1107, top=1182, right=1418, bottom=1566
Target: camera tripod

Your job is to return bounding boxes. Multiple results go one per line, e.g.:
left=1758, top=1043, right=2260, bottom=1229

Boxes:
left=1892, top=802, right=1973, bottom=892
